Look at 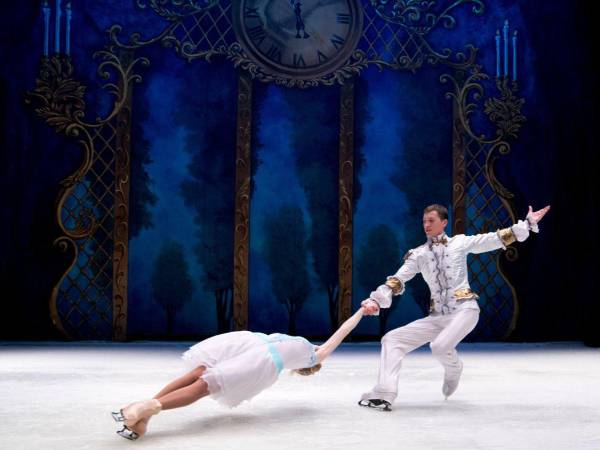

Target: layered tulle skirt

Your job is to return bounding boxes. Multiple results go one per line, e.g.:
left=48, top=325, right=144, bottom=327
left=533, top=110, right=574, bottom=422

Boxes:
left=182, top=331, right=279, bottom=408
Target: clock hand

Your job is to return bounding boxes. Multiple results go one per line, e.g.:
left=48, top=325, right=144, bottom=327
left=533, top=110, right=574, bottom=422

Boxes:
left=292, top=0, right=344, bottom=37
left=297, top=0, right=341, bottom=20
left=263, top=0, right=346, bottom=46
left=292, top=1, right=310, bottom=38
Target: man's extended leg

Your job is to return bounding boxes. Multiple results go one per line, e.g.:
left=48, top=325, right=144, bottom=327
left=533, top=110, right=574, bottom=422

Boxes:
left=360, top=315, right=442, bottom=409
left=429, top=308, right=479, bottom=398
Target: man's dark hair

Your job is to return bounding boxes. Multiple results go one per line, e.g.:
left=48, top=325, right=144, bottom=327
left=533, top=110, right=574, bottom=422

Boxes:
left=423, top=204, right=448, bottom=221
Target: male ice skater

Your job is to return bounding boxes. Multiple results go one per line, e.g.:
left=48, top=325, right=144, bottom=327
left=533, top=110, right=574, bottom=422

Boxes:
left=359, top=203, right=551, bottom=411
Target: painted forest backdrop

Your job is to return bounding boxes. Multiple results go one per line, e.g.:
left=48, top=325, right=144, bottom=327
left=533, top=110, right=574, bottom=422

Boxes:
left=1, top=1, right=597, bottom=344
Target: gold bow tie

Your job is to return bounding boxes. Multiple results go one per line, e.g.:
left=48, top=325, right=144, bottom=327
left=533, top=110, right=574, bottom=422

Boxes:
left=431, top=237, right=448, bottom=246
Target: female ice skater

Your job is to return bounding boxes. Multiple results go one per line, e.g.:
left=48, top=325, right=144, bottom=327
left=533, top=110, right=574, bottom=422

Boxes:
left=111, top=306, right=369, bottom=440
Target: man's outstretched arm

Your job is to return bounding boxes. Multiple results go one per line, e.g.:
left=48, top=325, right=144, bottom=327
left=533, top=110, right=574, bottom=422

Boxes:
left=463, top=205, right=550, bottom=254
left=361, top=250, right=421, bottom=315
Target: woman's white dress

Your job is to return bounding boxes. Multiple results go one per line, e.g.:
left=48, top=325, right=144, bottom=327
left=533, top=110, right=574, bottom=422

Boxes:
left=182, top=331, right=318, bottom=408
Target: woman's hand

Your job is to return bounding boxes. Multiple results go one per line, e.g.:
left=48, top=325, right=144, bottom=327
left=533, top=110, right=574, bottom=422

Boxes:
left=360, top=299, right=380, bottom=315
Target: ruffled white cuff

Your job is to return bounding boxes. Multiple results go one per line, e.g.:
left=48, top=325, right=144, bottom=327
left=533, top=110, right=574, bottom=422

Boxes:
left=511, top=220, right=530, bottom=242
left=370, top=285, right=393, bottom=309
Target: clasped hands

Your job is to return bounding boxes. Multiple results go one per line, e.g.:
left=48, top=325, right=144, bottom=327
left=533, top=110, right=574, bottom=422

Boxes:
left=360, top=298, right=380, bottom=316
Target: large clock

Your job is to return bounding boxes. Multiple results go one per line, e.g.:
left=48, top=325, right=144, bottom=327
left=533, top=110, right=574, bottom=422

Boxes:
left=232, top=0, right=363, bottom=80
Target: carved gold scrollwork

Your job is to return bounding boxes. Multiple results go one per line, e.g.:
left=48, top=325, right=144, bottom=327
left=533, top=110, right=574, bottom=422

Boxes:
left=27, top=51, right=147, bottom=339
left=443, top=64, right=527, bottom=339
left=370, top=0, right=485, bottom=34
left=108, top=0, right=483, bottom=87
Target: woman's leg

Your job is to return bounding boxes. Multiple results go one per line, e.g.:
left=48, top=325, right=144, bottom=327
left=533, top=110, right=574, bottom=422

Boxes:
left=153, top=365, right=206, bottom=398
left=156, top=377, right=210, bottom=410
left=122, top=365, right=207, bottom=437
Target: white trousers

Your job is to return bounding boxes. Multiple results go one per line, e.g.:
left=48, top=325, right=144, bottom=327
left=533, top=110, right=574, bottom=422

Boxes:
left=361, top=308, right=479, bottom=403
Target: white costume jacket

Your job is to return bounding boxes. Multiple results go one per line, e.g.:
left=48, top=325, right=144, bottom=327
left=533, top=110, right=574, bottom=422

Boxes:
left=369, top=219, right=538, bottom=315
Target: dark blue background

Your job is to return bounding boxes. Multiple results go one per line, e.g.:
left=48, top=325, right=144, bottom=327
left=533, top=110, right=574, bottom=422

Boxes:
left=1, top=1, right=596, bottom=343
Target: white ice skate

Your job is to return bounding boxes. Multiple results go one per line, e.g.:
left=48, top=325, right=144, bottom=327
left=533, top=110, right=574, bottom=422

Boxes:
left=442, top=360, right=463, bottom=399
left=111, top=399, right=162, bottom=426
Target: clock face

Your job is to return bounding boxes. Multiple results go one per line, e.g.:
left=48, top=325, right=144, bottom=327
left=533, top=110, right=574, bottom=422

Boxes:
left=232, top=0, right=363, bottom=79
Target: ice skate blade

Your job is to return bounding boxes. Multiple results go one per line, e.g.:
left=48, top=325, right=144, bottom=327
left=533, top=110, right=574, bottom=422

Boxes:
left=117, top=425, right=139, bottom=441
left=111, top=410, right=124, bottom=422
left=358, top=399, right=392, bottom=412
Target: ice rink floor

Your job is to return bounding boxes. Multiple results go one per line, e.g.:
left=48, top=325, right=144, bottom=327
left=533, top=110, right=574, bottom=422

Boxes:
left=1, top=341, right=599, bottom=450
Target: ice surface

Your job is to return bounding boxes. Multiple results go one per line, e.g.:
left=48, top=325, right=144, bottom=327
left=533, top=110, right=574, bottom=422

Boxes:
left=1, top=342, right=598, bottom=450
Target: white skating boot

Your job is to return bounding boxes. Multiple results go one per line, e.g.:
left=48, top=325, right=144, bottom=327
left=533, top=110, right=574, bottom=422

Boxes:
left=442, top=360, right=463, bottom=399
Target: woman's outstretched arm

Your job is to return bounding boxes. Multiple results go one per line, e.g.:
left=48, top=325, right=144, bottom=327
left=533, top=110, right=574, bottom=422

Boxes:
left=315, top=307, right=365, bottom=364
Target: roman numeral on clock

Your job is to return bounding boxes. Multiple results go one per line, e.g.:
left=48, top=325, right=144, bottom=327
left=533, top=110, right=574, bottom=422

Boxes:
left=293, top=53, right=306, bottom=67
left=330, top=34, right=345, bottom=50
left=265, top=44, right=282, bottom=63
left=336, top=13, right=351, bottom=24
left=247, top=25, right=266, bottom=46
left=244, top=6, right=259, bottom=19
left=317, top=50, right=329, bottom=63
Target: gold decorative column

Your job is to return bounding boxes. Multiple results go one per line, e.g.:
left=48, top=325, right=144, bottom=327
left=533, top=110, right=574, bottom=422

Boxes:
left=112, top=50, right=134, bottom=341
left=233, top=71, right=253, bottom=330
left=452, top=75, right=467, bottom=236
left=338, top=79, right=355, bottom=325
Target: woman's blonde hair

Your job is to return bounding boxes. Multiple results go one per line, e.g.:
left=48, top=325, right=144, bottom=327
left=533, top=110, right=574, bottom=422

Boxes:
left=293, top=363, right=322, bottom=376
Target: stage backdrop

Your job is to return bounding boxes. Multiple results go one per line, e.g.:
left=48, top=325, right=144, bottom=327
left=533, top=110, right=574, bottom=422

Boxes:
left=1, top=1, right=597, bottom=344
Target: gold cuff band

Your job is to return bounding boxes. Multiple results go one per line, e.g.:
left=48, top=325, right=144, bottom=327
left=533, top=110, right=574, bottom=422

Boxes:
left=454, top=288, right=479, bottom=300
left=497, top=227, right=516, bottom=246
left=385, top=277, right=404, bottom=295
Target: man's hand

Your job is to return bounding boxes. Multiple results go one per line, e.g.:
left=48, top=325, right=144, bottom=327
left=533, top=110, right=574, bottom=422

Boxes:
left=527, top=205, right=550, bottom=225
left=361, top=299, right=380, bottom=315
